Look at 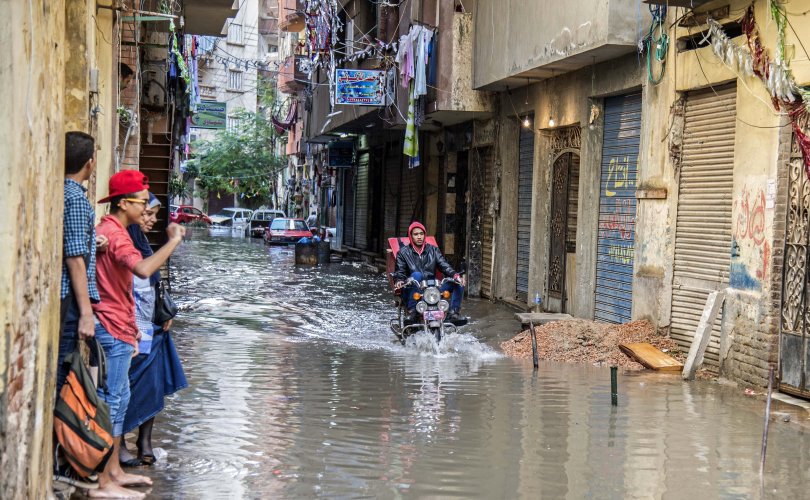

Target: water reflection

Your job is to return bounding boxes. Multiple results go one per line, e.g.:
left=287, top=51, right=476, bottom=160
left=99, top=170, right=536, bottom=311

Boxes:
left=136, top=233, right=809, bottom=499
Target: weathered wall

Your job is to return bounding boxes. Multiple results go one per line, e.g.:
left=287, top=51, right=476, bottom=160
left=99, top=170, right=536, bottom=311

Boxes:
left=472, top=0, right=639, bottom=89
left=0, top=1, right=66, bottom=497
left=490, top=55, right=643, bottom=315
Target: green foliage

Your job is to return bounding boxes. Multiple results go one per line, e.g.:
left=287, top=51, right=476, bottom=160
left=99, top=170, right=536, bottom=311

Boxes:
left=168, top=172, right=189, bottom=200
left=192, top=107, right=285, bottom=203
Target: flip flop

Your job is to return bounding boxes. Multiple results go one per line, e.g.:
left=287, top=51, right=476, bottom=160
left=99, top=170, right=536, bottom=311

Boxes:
left=119, top=457, right=147, bottom=467
left=138, top=453, right=156, bottom=465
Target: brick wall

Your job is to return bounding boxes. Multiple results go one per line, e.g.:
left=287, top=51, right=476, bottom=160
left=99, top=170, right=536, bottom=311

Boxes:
left=720, top=119, right=792, bottom=388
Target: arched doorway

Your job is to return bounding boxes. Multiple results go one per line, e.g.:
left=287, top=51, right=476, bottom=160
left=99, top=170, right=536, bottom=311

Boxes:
left=548, top=150, right=580, bottom=313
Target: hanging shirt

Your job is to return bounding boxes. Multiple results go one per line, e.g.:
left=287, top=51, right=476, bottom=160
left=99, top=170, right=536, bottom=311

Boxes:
left=396, top=31, right=414, bottom=89
left=414, top=27, right=433, bottom=97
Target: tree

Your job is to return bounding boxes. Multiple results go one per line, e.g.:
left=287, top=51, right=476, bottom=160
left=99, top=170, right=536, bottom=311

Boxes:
left=191, top=98, right=286, bottom=206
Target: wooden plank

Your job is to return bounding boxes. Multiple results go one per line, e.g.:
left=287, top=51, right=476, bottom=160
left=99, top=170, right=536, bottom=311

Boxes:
left=515, top=312, right=574, bottom=325
left=619, top=342, right=684, bottom=372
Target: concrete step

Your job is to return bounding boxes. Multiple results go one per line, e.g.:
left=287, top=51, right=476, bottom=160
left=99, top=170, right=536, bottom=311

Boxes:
left=515, top=312, right=574, bottom=326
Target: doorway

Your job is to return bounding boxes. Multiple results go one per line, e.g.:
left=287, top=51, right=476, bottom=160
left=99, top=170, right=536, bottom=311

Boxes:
left=547, top=151, right=580, bottom=313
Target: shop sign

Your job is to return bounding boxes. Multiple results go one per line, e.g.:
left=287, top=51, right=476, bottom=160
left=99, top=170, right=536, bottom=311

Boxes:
left=191, top=101, right=226, bottom=129
left=328, top=141, right=355, bottom=167
left=335, top=69, right=386, bottom=106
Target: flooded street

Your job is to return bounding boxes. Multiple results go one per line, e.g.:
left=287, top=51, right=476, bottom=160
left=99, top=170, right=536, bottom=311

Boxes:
left=141, top=234, right=809, bottom=499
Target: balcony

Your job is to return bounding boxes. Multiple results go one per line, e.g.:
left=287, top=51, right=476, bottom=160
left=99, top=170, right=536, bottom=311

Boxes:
left=279, top=0, right=305, bottom=32
left=427, top=12, right=494, bottom=124
left=183, top=0, right=237, bottom=36
left=473, top=0, right=640, bottom=89
left=277, top=55, right=306, bottom=94
left=259, top=17, right=278, bottom=36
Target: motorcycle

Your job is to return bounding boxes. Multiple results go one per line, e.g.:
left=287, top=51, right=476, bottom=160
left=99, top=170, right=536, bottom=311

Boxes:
left=390, top=276, right=467, bottom=345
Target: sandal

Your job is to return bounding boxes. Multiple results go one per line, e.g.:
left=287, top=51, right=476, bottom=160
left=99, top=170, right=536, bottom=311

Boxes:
left=119, top=457, right=147, bottom=467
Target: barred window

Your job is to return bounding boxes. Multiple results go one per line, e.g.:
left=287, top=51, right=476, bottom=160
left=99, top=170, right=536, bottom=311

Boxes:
left=227, top=115, right=242, bottom=132
left=228, top=22, right=243, bottom=45
left=228, top=70, right=242, bottom=91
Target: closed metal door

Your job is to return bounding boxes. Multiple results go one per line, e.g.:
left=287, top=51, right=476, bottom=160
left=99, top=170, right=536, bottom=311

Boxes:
left=343, top=167, right=355, bottom=248
left=355, top=153, right=370, bottom=249
left=671, top=85, right=736, bottom=365
left=779, top=129, right=810, bottom=398
left=480, top=147, right=496, bottom=298
left=595, top=93, right=641, bottom=323
left=516, top=124, right=534, bottom=298
left=548, top=152, right=580, bottom=311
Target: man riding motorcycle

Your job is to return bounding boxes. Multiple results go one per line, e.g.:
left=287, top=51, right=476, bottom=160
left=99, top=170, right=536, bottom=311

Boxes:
left=392, top=221, right=465, bottom=322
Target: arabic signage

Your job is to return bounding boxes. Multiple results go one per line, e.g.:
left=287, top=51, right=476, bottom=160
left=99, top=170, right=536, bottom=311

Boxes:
left=190, top=101, right=226, bottom=129
left=335, top=69, right=386, bottom=106
left=328, top=141, right=354, bottom=168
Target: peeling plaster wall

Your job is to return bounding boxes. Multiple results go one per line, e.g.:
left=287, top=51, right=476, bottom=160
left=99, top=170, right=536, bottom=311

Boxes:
left=0, top=1, right=66, bottom=497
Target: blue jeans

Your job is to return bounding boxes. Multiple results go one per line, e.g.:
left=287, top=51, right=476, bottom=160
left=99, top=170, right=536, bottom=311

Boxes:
left=403, top=272, right=464, bottom=312
left=57, top=295, right=80, bottom=394
left=95, top=323, right=134, bottom=437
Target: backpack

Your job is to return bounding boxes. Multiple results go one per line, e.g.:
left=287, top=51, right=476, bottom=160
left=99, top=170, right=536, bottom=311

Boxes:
left=54, top=338, right=114, bottom=478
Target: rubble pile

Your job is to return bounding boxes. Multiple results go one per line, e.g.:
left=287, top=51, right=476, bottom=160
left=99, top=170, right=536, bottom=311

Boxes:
left=500, top=319, right=684, bottom=370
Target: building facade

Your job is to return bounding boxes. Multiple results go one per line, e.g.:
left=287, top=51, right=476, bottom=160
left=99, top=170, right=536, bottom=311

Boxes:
left=0, top=1, right=234, bottom=495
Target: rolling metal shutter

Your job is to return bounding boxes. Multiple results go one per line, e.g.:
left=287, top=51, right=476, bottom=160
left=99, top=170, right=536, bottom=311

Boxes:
left=398, top=163, right=420, bottom=235
left=516, top=125, right=534, bottom=298
left=354, top=153, right=370, bottom=250
left=671, top=85, right=736, bottom=365
left=595, top=93, right=641, bottom=323
left=343, top=167, right=355, bottom=247
left=480, top=147, right=495, bottom=298
left=384, top=150, right=400, bottom=238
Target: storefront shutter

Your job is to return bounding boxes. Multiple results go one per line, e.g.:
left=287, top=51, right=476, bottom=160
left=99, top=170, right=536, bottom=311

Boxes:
left=595, top=92, right=642, bottom=323
left=671, top=85, right=736, bottom=365
left=354, top=153, right=370, bottom=250
left=480, top=147, right=496, bottom=298
left=516, top=125, right=534, bottom=298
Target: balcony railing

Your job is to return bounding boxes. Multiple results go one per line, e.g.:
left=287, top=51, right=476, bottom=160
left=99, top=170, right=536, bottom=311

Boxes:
left=259, top=17, right=278, bottom=35
left=279, top=0, right=305, bottom=32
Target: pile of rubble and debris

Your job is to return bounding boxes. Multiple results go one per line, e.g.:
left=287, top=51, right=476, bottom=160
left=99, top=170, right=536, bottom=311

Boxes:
left=500, top=319, right=685, bottom=370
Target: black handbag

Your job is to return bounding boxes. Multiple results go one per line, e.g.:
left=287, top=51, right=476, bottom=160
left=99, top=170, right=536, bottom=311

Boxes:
left=153, top=281, right=178, bottom=325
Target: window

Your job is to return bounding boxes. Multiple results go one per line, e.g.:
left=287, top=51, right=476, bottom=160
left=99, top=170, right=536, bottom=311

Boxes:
left=293, top=220, right=307, bottom=231
left=228, top=22, right=243, bottom=45
left=270, top=219, right=287, bottom=230
left=228, top=70, right=242, bottom=91
left=268, top=44, right=278, bottom=53
left=227, top=115, right=242, bottom=132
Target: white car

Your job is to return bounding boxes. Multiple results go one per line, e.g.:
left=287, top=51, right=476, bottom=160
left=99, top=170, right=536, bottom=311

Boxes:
left=209, top=208, right=253, bottom=235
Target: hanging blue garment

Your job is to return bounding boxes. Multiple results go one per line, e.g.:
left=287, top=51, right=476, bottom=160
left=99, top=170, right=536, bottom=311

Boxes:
left=427, top=36, right=438, bottom=87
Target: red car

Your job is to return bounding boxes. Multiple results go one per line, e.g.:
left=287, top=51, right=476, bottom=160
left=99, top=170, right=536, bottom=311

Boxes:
left=170, top=205, right=212, bottom=225
left=264, top=218, right=313, bottom=245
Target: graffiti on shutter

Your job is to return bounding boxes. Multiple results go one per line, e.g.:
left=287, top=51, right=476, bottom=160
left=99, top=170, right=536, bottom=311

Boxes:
left=595, top=93, right=641, bottom=324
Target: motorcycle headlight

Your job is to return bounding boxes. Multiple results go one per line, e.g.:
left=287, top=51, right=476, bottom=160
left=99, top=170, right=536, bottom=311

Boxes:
left=424, top=287, right=441, bottom=305
left=416, top=301, right=428, bottom=314
left=438, top=300, right=450, bottom=312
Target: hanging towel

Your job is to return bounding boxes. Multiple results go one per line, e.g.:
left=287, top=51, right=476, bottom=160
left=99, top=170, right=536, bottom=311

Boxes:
left=403, top=80, right=419, bottom=166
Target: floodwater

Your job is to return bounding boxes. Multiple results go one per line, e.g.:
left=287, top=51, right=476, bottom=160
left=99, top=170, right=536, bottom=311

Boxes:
left=137, top=233, right=809, bottom=499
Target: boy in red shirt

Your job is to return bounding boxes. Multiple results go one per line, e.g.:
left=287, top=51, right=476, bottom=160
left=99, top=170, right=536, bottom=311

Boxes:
left=92, top=170, right=185, bottom=498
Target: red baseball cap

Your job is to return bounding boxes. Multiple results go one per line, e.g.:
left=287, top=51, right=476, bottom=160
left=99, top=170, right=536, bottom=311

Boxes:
left=99, top=170, right=150, bottom=203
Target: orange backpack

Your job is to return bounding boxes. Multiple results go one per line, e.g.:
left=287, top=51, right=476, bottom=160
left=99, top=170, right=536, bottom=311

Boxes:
left=54, top=339, right=114, bottom=478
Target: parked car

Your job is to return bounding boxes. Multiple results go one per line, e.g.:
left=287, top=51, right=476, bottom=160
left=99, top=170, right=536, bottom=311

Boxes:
left=264, top=218, right=312, bottom=245
left=209, top=208, right=253, bottom=232
left=169, top=205, right=211, bottom=225
left=246, top=209, right=286, bottom=238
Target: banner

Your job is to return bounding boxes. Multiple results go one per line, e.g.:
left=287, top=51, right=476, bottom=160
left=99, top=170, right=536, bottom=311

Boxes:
left=335, top=69, right=386, bottom=106
left=190, top=101, right=226, bottom=129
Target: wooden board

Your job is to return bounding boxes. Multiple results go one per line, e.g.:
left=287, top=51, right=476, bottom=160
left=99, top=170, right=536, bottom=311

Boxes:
left=515, top=312, right=574, bottom=325
left=619, top=342, right=683, bottom=372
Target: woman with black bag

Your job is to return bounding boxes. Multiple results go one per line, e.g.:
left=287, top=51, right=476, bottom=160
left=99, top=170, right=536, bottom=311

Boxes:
left=120, top=193, right=188, bottom=467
